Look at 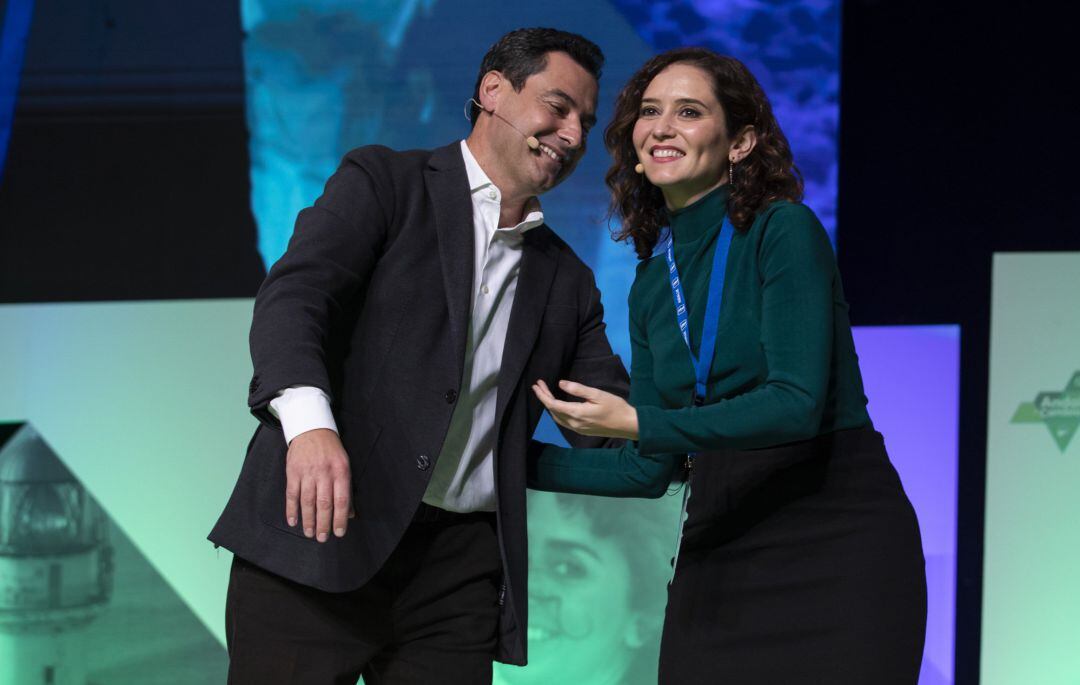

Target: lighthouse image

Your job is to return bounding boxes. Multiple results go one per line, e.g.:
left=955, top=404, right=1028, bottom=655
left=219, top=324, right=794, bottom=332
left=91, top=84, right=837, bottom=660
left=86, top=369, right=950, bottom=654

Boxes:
left=0, top=423, right=113, bottom=685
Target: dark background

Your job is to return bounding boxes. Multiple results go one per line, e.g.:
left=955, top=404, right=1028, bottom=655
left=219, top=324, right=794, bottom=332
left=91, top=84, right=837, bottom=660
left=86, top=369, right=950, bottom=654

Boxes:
left=837, top=4, right=1076, bottom=684
left=2, top=1, right=1076, bottom=682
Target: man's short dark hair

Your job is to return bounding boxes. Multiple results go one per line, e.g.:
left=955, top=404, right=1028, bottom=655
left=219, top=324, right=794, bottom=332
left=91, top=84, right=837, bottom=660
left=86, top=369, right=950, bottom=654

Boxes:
left=470, top=28, right=604, bottom=127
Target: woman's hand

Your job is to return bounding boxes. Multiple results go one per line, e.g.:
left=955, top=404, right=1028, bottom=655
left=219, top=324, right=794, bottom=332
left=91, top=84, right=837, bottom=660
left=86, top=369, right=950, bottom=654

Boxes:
left=531, top=379, right=639, bottom=440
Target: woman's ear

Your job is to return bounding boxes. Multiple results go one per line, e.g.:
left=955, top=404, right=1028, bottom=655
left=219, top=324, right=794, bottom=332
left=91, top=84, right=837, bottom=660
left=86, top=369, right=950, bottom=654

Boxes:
left=730, top=124, right=758, bottom=163
left=623, top=613, right=647, bottom=649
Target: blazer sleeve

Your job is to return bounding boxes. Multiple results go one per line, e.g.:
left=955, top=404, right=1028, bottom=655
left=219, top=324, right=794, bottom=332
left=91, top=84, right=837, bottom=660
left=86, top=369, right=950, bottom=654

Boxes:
left=247, top=151, right=391, bottom=427
left=555, top=267, right=630, bottom=450
left=525, top=278, right=681, bottom=497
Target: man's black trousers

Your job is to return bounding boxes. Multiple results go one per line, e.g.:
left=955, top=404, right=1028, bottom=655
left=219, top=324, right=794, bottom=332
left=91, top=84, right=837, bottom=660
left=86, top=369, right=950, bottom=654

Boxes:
left=225, top=506, right=502, bottom=684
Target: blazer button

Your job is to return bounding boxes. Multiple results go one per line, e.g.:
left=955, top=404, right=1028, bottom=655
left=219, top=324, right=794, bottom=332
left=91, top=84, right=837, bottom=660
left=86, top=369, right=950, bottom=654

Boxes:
left=416, top=454, right=431, bottom=471
left=445, top=389, right=458, bottom=404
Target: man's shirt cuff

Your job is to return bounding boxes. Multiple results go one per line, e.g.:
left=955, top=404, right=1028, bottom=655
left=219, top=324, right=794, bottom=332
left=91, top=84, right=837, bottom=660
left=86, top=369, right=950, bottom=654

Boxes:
left=269, top=386, right=338, bottom=445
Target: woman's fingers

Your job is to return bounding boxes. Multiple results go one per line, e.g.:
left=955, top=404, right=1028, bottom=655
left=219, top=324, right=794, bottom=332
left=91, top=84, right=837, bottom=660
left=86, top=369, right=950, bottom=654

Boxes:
left=532, top=382, right=582, bottom=427
left=558, top=379, right=602, bottom=401
left=533, top=383, right=570, bottom=414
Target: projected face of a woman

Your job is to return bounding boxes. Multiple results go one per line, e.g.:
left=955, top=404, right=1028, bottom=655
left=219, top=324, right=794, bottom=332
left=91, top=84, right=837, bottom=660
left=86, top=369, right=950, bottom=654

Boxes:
left=498, top=492, right=643, bottom=685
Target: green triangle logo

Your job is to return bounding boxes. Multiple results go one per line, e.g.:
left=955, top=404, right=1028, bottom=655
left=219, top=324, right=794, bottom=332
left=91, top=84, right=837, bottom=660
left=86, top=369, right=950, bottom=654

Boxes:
left=1012, top=372, right=1080, bottom=453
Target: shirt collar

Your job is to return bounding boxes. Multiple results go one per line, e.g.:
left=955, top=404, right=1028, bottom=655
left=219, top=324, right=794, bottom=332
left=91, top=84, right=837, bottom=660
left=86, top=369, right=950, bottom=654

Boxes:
left=460, top=140, right=544, bottom=234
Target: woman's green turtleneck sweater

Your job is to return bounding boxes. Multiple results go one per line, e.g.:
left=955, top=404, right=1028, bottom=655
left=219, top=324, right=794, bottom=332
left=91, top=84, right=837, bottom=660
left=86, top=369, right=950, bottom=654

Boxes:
left=528, top=185, right=872, bottom=498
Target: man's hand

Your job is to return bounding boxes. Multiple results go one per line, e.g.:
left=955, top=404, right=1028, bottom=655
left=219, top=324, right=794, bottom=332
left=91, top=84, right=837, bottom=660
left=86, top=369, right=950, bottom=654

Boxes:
left=285, top=428, right=353, bottom=542
left=531, top=379, right=639, bottom=440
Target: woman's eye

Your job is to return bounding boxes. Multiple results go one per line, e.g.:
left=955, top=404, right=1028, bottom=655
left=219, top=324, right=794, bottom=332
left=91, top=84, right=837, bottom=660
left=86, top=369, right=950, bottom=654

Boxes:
left=639, top=106, right=658, bottom=117
left=552, top=559, right=587, bottom=579
left=679, top=108, right=700, bottom=118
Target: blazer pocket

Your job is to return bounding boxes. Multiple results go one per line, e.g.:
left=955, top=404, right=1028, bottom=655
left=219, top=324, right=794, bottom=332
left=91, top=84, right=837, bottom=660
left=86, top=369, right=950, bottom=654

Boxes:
left=542, top=304, right=577, bottom=327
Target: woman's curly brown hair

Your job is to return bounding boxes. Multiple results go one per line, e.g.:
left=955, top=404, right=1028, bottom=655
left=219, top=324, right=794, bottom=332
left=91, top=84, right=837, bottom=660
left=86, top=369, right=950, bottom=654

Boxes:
left=605, top=48, right=804, bottom=259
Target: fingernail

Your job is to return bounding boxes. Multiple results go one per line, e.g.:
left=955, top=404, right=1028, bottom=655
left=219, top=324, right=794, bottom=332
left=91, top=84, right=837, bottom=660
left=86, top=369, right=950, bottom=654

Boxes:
left=304, top=528, right=313, bottom=537
left=317, top=532, right=327, bottom=542
left=335, top=527, right=345, bottom=537
left=288, top=517, right=297, bottom=527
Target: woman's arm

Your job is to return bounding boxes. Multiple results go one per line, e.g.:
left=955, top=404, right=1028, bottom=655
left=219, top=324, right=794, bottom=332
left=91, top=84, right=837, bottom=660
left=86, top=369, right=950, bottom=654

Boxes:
left=535, top=205, right=838, bottom=454
left=526, top=289, right=680, bottom=498
left=637, top=205, right=835, bottom=453
left=526, top=440, right=679, bottom=499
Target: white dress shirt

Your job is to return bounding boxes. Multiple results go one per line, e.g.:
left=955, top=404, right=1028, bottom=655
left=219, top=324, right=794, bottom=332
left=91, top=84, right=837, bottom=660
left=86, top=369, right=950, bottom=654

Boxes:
left=270, top=140, right=543, bottom=513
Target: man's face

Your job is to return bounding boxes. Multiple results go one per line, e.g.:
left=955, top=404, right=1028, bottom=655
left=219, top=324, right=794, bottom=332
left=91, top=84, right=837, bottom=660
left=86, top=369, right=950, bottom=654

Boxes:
left=481, top=51, right=598, bottom=196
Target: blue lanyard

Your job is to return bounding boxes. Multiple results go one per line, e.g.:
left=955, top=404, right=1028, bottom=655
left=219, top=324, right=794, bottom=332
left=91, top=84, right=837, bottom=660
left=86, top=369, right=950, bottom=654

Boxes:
left=660, top=214, right=734, bottom=582
left=662, top=215, right=735, bottom=405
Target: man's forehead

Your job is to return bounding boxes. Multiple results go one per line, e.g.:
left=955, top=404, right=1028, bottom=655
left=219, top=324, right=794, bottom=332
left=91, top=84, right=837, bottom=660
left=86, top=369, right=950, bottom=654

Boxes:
left=527, top=54, right=596, bottom=91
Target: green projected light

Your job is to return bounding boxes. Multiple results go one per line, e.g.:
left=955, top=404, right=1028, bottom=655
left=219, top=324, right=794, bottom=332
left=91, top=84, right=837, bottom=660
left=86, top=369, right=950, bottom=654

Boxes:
left=0, top=300, right=256, bottom=650
left=0, top=422, right=226, bottom=683
left=983, top=253, right=1080, bottom=683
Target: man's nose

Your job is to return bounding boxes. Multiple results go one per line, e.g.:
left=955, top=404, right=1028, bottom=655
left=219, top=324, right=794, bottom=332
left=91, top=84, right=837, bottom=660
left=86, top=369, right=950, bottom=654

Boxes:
left=559, top=118, right=585, bottom=150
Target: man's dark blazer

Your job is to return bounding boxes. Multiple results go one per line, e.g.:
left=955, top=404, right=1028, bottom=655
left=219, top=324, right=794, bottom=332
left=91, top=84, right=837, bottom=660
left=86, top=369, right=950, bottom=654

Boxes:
left=209, top=142, right=629, bottom=665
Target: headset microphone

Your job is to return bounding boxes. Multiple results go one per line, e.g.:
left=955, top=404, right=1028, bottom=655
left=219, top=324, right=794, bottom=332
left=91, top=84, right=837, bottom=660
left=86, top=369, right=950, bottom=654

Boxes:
left=467, top=98, right=540, bottom=150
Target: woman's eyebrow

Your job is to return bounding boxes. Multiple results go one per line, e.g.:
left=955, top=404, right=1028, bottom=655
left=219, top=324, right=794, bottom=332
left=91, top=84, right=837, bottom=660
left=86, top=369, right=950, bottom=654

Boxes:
left=641, top=96, right=710, bottom=109
left=546, top=539, right=602, bottom=562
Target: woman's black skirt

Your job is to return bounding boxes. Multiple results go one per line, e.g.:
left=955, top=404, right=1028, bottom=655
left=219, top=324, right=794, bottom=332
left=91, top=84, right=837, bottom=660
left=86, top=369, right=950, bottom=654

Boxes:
left=659, top=427, right=927, bottom=684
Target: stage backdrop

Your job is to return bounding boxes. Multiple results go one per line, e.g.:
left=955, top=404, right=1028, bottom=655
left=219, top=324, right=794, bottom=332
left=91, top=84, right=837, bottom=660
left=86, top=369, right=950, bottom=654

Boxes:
left=982, top=253, right=1080, bottom=684
left=0, top=1, right=960, bottom=683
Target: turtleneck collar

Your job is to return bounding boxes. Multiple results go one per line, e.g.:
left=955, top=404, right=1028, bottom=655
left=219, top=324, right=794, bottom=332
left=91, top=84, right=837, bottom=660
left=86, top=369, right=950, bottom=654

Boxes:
left=667, top=184, right=730, bottom=245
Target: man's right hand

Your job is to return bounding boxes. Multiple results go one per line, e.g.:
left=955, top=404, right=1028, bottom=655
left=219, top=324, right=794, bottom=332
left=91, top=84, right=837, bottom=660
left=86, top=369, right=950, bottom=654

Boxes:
left=285, top=428, right=352, bottom=542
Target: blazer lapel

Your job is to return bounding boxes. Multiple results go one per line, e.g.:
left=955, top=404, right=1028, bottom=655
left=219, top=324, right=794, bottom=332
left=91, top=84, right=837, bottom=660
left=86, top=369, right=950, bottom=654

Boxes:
left=425, top=143, right=475, bottom=381
left=495, top=227, right=559, bottom=428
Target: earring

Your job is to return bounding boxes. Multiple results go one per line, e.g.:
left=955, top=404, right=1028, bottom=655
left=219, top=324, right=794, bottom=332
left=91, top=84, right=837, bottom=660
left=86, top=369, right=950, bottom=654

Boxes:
left=634, top=163, right=644, bottom=174
left=728, top=157, right=737, bottom=187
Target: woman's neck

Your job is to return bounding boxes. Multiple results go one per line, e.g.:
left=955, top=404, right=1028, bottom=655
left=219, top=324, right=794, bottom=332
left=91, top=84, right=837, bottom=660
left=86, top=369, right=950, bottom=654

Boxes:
left=662, top=175, right=728, bottom=211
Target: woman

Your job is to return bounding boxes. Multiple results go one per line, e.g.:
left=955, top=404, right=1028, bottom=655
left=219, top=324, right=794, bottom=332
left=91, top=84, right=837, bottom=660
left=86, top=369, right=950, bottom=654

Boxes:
left=494, top=492, right=673, bottom=685
left=528, top=48, right=927, bottom=683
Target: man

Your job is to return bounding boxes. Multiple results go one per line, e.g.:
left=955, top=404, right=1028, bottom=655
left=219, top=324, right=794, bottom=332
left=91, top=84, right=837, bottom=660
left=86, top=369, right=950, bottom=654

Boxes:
left=210, top=28, right=629, bottom=684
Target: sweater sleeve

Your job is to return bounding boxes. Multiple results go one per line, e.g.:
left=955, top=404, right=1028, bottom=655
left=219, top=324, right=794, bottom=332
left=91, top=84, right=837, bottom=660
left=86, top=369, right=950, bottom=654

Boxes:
left=526, top=440, right=678, bottom=498
left=636, top=204, right=835, bottom=453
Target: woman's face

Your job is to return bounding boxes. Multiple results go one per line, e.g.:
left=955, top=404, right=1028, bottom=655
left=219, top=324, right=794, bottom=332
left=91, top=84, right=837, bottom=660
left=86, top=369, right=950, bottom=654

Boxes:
left=498, top=492, right=641, bottom=685
left=632, top=62, right=731, bottom=209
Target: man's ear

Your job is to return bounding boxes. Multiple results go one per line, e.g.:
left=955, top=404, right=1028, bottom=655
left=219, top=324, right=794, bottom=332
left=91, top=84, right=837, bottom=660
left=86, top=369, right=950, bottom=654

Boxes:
left=478, top=70, right=506, bottom=114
